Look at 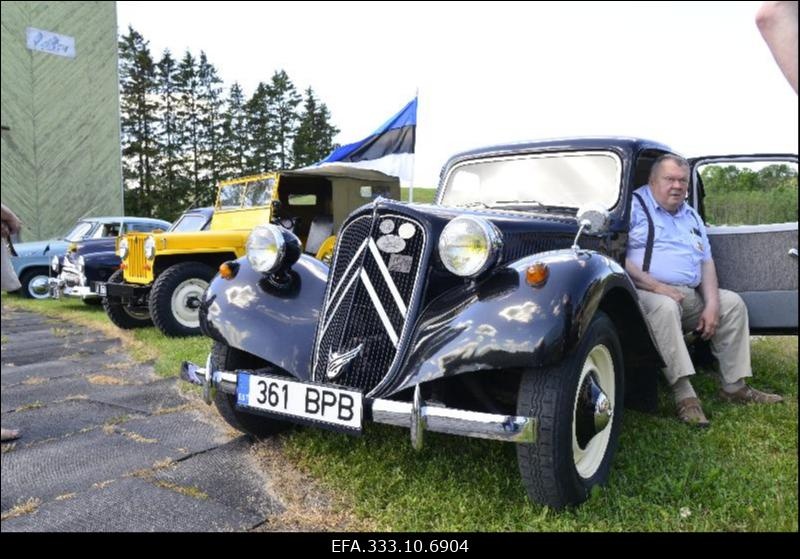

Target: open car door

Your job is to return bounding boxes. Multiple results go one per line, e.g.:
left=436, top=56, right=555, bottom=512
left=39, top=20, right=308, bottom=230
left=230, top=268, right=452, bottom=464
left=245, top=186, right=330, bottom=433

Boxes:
left=690, top=154, right=798, bottom=334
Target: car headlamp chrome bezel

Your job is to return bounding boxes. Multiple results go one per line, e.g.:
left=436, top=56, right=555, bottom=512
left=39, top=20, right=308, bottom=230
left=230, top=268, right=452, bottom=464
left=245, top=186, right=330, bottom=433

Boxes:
left=118, top=238, right=129, bottom=259
left=246, top=224, right=301, bottom=274
left=144, top=236, right=156, bottom=260
left=438, top=216, right=503, bottom=277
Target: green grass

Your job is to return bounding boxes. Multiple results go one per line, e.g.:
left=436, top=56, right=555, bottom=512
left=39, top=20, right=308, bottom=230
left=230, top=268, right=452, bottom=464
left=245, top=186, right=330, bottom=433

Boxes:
left=705, top=188, right=798, bottom=225
left=401, top=187, right=437, bottom=203
left=3, top=293, right=796, bottom=531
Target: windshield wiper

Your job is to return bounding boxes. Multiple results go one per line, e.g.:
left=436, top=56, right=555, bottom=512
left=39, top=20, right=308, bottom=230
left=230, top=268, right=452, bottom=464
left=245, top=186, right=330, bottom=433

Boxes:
left=457, top=201, right=489, bottom=209
left=490, top=200, right=544, bottom=208
left=489, top=200, right=577, bottom=214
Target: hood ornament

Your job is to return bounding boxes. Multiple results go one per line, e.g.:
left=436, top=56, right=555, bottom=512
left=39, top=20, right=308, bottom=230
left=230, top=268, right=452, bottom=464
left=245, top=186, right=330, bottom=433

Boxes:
left=326, top=344, right=363, bottom=379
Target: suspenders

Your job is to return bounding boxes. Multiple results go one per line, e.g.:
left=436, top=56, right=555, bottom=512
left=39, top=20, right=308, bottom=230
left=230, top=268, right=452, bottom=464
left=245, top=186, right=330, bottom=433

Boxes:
left=632, top=192, right=705, bottom=274
left=632, top=192, right=654, bottom=272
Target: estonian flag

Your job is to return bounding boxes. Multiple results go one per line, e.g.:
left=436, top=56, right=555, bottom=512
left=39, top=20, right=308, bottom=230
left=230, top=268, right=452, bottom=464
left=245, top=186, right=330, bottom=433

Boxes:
left=315, top=97, right=417, bottom=186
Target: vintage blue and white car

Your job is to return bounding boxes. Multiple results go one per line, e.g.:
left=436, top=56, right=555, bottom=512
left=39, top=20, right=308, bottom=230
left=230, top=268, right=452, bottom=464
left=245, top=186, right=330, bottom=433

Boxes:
left=182, top=137, right=797, bottom=508
left=11, top=216, right=170, bottom=299
left=49, top=208, right=213, bottom=303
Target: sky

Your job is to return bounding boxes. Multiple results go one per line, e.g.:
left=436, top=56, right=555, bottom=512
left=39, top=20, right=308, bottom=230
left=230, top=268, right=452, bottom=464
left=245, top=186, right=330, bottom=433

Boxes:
left=117, top=1, right=799, bottom=188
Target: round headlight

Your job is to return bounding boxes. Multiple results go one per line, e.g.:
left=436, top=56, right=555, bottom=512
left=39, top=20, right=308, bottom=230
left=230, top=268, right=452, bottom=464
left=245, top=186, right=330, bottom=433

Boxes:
left=144, top=236, right=156, bottom=260
left=118, top=238, right=129, bottom=259
left=51, top=255, right=60, bottom=272
left=438, top=216, right=502, bottom=277
left=246, top=224, right=301, bottom=274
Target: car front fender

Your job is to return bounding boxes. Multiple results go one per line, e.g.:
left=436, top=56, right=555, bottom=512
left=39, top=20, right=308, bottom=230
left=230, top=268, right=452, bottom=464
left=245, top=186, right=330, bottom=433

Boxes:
left=388, top=249, right=657, bottom=395
left=199, top=254, right=329, bottom=382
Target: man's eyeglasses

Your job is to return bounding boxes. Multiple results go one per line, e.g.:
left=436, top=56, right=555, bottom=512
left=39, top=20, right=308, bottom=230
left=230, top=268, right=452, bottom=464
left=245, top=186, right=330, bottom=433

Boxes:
left=661, top=176, right=689, bottom=186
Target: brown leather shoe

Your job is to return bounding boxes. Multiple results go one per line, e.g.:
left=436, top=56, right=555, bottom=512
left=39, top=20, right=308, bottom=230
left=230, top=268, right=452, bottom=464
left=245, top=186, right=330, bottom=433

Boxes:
left=676, top=397, right=710, bottom=428
left=719, top=385, right=783, bottom=404
left=1, top=428, right=20, bottom=442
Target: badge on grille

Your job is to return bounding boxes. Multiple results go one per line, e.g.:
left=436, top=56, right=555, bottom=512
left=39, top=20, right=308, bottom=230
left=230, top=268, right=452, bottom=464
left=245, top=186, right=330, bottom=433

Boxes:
left=376, top=235, right=406, bottom=253
left=388, top=254, right=413, bottom=273
left=326, top=344, right=363, bottom=379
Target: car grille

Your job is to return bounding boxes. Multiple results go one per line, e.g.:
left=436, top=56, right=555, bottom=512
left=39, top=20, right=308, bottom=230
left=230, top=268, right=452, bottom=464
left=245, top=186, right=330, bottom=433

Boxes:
left=123, top=236, right=149, bottom=283
left=313, top=211, right=427, bottom=395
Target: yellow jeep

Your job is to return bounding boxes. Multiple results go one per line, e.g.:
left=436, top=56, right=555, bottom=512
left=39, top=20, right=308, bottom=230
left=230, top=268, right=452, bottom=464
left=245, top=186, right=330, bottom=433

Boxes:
left=101, top=167, right=400, bottom=336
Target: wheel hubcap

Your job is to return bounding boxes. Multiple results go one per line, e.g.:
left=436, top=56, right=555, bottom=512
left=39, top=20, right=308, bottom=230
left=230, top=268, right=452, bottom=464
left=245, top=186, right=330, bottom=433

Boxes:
left=572, top=344, right=615, bottom=479
left=29, top=275, right=51, bottom=298
left=171, top=278, right=208, bottom=328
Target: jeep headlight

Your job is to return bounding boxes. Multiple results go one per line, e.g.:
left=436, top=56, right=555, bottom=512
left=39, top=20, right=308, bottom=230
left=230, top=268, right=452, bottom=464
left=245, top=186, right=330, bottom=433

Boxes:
left=438, top=216, right=502, bottom=277
left=144, top=236, right=156, bottom=260
left=246, top=224, right=301, bottom=274
left=51, top=255, right=60, bottom=272
left=118, top=238, right=129, bottom=259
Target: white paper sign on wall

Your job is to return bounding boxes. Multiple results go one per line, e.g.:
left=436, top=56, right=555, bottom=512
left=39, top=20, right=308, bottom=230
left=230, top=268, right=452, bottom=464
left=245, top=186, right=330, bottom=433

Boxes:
left=26, top=27, right=76, bottom=58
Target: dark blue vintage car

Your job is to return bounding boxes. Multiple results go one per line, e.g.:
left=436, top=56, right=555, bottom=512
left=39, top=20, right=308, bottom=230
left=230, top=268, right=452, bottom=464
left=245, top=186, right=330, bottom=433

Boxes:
left=182, top=138, right=797, bottom=508
left=11, top=216, right=171, bottom=299
left=50, top=208, right=213, bottom=303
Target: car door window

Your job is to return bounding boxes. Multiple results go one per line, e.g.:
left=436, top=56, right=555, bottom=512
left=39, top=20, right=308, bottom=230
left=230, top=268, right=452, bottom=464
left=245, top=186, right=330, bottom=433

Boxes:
left=697, top=160, right=797, bottom=225
left=692, top=157, right=798, bottom=333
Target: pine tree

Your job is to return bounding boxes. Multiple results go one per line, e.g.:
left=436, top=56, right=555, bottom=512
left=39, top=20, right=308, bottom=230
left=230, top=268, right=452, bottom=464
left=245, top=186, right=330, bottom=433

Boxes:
left=197, top=52, right=224, bottom=205
left=118, top=26, right=160, bottom=217
left=266, top=70, right=302, bottom=170
left=245, top=82, right=274, bottom=173
left=293, top=87, right=340, bottom=168
left=155, top=49, right=185, bottom=220
left=175, top=51, right=203, bottom=207
left=220, top=82, right=250, bottom=178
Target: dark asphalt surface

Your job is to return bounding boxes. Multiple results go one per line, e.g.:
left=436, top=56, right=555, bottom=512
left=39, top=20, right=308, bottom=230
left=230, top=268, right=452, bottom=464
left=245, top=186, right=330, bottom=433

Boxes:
left=1, top=308, right=285, bottom=532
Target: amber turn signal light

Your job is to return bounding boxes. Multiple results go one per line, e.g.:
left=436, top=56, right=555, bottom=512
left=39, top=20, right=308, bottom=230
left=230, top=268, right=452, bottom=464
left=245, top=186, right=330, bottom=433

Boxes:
left=526, top=262, right=549, bottom=287
left=219, top=261, right=239, bottom=280
left=119, top=262, right=127, bottom=270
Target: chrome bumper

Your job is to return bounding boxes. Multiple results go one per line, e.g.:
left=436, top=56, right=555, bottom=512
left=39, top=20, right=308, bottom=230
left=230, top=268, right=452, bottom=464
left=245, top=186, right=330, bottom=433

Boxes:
left=180, top=356, right=537, bottom=448
left=49, top=274, right=99, bottom=299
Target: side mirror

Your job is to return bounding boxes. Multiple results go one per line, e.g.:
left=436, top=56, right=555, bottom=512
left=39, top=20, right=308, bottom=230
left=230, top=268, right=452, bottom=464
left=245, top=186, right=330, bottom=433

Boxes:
left=576, top=204, right=610, bottom=234
left=271, top=200, right=282, bottom=213
left=573, top=204, right=610, bottom=252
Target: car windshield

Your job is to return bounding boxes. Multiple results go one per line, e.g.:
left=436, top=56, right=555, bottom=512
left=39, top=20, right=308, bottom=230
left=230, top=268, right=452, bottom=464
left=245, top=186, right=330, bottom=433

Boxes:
left=169, top=213, right=210, bottom=232
left=217, top=177, right=274, bottom=209
left=63, top=221, right=97, bottom=241
left=440, top=151, right=622, bottom=211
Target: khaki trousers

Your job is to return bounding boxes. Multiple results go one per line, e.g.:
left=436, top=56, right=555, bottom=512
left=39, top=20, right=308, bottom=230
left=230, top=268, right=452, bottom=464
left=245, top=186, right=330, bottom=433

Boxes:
left=636, top=286, right=752, bottom=386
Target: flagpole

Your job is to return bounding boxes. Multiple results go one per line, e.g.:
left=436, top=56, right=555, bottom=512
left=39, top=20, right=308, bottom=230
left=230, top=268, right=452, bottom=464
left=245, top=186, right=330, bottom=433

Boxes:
left=409, top=88, right=418, bottom=204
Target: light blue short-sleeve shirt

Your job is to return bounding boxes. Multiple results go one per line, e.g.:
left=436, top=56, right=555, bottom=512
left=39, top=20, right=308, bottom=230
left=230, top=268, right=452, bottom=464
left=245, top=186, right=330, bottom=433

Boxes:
left=627, top=185, right=712, bottom=288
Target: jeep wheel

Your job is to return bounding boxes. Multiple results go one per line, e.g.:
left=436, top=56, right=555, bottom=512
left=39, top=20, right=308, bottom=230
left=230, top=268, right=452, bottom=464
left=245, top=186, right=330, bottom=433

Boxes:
left=516, top=311, right=624, bottom=509
left=19, top=268, right=51, bottom=299
left=150, top=262, right=214, bottom=337
left=102, top=270, right=153, bottom=329
left=211, top=342, right=291, bottom=438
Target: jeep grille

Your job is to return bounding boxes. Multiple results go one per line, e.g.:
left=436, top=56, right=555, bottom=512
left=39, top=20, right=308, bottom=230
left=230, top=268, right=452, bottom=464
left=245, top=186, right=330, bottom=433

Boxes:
left=313, top=212, right=427, bottom=395
left=123, top=236, right=149, bottom=283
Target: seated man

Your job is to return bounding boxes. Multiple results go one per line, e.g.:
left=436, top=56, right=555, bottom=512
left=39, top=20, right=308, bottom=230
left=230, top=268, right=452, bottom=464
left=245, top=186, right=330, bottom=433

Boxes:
left=625, top=154, right=782, bottom=427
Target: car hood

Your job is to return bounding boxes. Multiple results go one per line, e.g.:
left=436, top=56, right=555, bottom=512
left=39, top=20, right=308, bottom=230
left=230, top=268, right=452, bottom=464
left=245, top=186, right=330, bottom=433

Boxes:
left=13, top=239, right=68, bottom=257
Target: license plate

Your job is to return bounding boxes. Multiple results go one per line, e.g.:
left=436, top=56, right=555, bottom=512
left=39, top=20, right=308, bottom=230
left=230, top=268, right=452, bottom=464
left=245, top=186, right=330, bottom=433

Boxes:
left=97, top=283, right=107, bottom=296
left=236, top=372, right=363, bottom=432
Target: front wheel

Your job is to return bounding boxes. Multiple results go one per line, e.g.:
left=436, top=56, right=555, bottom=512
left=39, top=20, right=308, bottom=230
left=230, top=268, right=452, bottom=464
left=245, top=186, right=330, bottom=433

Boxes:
left=19, top=268, right=51, bottom=299
left=102, top=270, right=152, bottom=329
left=211, top=342, right=291, bottom=439
left=149, top=262, right=214, bottom=337
left=516, top=311, right=624, bottom=509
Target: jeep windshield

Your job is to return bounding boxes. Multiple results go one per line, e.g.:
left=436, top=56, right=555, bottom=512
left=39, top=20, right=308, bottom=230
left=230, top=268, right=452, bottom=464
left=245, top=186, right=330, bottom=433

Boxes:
left=440, top=151, right=621, bottom=211
left=217, top=176, right=275, bottom=210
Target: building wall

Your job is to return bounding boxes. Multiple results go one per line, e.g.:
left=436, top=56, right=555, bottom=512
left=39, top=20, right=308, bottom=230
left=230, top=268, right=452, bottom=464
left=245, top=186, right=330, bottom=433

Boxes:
left=1, top=1, right=122, bottom=241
